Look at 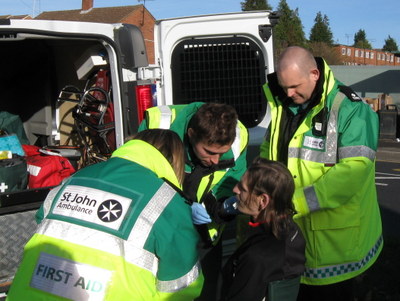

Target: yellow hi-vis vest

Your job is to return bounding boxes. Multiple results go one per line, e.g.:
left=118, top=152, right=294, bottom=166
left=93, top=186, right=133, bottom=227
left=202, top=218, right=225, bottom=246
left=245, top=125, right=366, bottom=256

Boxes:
left=6, top=141, right=203, bottom=300
left=261, top=60, right=383, bottom=285
left=143, top=103, right=248, bottom=244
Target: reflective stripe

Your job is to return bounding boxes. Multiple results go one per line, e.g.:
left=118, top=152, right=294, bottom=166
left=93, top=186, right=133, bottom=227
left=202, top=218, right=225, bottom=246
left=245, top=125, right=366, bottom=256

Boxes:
left=157, top=260, right=201, bottom=293
left=231, top=125, right=242, bottom=161
left=288, top=147, right=325, bottom=163
left=129, top=182, right=175, bottom=245
left=39, top=182, right=177, bottom=276
left=124, top=244, right=159, bottom=275
left=304, top=186, right=320, bottom=212
left=37, top=219, right=123, bottom=256
left=39, top=219, right=160, bottom=276
left=339, top=145, right=376, bottom=161
left=303, top=235, right=383, bottom=279
left=289, top=145, right=376, bottom=163
left=289, top=93, right=346, bottom=164
left=42, top=185, right=63, bottom=217
left=158, top=106, right=173, bottom=129
left=324, top=93, right=345, bottom=164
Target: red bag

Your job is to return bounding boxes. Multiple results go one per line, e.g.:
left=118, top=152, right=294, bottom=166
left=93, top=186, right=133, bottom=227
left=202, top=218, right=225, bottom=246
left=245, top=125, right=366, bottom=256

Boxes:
left=23, top=145, right=76, bottom=189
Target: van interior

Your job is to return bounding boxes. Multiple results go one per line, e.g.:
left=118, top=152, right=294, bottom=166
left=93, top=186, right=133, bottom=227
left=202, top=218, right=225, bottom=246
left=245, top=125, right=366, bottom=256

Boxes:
left=0, top=37, right=115, bottom=170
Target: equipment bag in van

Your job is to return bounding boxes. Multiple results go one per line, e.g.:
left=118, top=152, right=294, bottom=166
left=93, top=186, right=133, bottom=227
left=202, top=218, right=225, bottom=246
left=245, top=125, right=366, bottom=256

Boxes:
left=23, top=145, right=76, bottom=189
left=0, top=129, right=28, bottom=194
left=0, top=155, right=28, bottom=194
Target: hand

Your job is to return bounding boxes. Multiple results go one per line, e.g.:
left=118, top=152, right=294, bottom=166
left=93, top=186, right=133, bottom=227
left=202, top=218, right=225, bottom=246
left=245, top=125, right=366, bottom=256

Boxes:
left=222, top=196, right=240, bottom=215
left=191, top=202, right=212, bottom=225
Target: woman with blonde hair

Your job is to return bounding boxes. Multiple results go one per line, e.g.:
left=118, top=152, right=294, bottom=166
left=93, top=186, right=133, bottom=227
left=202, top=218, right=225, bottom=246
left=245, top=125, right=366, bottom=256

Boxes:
left=7, top=129, right=203, bottom=301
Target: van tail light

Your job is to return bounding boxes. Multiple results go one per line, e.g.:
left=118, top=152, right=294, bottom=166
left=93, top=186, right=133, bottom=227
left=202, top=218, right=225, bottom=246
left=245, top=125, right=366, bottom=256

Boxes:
left=135, top=84, right=153, bottom=123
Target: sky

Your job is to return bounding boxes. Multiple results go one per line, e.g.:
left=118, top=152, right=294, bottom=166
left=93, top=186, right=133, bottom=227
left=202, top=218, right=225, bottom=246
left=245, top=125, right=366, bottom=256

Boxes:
left=2, top=0, right=399, bottom=50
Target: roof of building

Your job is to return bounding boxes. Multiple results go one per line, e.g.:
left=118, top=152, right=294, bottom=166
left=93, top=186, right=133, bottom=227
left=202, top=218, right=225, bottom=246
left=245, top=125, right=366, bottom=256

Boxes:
left=35, top=5, right=152, bottom=23
left=0, top=14, right=32, bottom=20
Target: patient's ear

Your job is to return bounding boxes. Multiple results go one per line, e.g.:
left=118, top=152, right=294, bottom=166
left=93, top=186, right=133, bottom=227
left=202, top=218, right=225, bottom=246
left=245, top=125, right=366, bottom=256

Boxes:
left=258, top=193, right=270, bottom=211
left=187, top=128, right=194, bottom=138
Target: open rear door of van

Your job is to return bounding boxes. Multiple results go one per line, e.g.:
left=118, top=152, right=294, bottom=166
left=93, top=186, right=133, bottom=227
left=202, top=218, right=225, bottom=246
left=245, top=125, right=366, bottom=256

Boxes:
left=154, top=10, right=279, bottom=145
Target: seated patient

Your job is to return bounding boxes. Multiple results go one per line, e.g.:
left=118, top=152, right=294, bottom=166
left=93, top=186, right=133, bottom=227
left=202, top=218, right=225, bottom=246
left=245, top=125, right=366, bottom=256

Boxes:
left=220, top=158, right=306, bottom=301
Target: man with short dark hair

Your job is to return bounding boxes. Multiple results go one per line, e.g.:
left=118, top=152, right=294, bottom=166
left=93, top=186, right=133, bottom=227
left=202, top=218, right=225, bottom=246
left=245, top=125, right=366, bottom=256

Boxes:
left=139, top=102, right=249, bottom=300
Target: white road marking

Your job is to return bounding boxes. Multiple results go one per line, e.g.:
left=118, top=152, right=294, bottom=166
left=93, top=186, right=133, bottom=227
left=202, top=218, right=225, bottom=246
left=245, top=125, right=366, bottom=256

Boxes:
left=375, top=172, right=400, bottom=186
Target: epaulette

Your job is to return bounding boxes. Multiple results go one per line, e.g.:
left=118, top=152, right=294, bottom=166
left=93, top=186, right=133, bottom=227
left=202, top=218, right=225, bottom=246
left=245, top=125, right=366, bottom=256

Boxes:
left=338, top=85, right=362, bottom=102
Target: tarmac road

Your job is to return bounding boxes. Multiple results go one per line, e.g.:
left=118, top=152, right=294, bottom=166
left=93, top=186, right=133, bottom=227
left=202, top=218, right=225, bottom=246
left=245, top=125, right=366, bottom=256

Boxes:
left=376, top=162, right=400, bottom=240
left=377, top=138, right=400, bottom=163
left=364, top=140, right=400, bottom=301
left=376, top=138, right=400, bottom=239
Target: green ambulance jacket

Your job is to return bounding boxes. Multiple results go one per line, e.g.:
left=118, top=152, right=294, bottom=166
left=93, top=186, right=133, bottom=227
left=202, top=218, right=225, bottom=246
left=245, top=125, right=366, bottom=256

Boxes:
left=7, top=140, right=203, bottom=301
left=260, top=59, right=383, bottom=285
left=139, top=102, right=248, bottom=243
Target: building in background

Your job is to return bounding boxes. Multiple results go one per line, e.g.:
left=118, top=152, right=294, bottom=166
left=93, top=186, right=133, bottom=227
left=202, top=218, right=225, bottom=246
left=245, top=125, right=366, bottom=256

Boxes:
left=34, top=0, right=156, bottom=63
left=335, top=45, right=400, bottom=66
left=0, top=14, right=32, bottom=20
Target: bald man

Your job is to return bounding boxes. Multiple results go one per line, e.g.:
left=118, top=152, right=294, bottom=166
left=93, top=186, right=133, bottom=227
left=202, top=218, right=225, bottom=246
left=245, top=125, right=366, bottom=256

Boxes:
left=260, top=46, right=382, bottom=301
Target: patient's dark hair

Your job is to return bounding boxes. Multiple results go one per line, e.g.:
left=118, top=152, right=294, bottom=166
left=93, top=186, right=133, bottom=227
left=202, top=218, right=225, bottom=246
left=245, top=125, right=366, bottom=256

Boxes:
left=245, top=157, right=295, bottom=238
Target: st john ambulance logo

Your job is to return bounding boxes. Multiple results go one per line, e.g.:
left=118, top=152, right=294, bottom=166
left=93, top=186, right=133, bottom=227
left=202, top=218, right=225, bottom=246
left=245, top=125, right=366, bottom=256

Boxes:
left=97, top=199, right=123, bottom=222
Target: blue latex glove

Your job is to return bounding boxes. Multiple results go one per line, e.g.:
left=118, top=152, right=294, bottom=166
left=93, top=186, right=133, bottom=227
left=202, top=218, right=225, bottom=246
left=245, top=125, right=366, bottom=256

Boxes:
left=191, top=202, right=212, bottom=225
left=222, top=196, right=240, bottom=215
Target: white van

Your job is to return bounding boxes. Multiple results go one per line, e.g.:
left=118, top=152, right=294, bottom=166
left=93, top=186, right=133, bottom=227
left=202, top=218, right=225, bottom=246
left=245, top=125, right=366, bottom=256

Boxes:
left=0, top=10, right=277, bottom=291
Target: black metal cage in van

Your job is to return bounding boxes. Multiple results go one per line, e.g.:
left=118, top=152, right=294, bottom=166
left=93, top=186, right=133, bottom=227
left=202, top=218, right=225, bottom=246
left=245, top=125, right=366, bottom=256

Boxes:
left=171, top=37, right=267, bottom=128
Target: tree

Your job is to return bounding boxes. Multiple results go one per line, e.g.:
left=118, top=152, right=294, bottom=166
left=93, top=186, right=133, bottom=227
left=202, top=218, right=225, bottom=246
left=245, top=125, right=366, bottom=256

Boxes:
left=309, top=12, right=333, bottom=45
left=353, top=29, right=372, bottom=49
left=308, top=11, right=337, bottom=63
left=241, top=0, right=272, bottom=11
left=273, top=0, right=306, bottom=58
left=309, top=42, right=342, bottom=65
left=382, top=35, right=399, bottom=52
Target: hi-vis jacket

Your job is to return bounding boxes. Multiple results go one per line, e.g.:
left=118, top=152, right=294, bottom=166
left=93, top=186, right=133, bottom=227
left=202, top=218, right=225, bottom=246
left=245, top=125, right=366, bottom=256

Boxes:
left=6, top=140, right=203, bottom=301
left=260, top=59, right=383, bottom=285
left=139, top=102, right=248, bottom=244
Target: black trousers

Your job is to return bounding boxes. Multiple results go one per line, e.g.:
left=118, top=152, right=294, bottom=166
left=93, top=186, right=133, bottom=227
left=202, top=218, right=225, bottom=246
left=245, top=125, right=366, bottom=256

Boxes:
left=297, top=278, right=355, bottom=301
left=195, top=239, right=223, bottom=301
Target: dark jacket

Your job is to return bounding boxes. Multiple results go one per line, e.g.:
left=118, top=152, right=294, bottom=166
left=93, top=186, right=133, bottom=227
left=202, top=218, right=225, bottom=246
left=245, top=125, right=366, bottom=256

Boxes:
left=220, top=220, right=305, bottom=301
